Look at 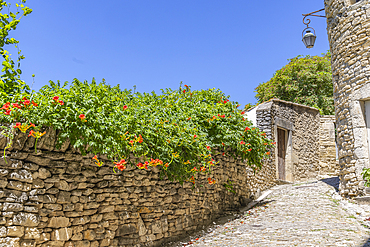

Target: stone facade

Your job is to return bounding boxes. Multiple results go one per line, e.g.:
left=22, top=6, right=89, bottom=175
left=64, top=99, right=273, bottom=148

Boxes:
left=246, top=99, right=338, bottom=182
left=325, top=0, right=370, bottom=197
left=0, top=128, right=276, bottom=247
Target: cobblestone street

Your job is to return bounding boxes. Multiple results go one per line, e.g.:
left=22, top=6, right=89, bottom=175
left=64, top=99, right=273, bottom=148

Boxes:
left=173, top=177, right=370, bottom=247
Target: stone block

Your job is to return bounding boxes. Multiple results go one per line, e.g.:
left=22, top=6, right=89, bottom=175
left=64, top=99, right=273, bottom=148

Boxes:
left=57, top=191, right=71, bottom=203
left=73, top=240, right=91, bottom=247
left=83, top=229, right=96, bottom=240
left=13, top=213, right=39, bottom=227
left=7, top=226, right=24, bottom=237
left=20, top=240, right=36, bottom=247
left=0, top=226, right=6, bottom=237
left=24, top=227, right=41, bottom=239
left=116, top=224, right=137, bottom=236
left=48, top=217, right=70, bottom=228
left=51, top=227, right=72, bottom=241
left=41, top=241, right=65, bottom=247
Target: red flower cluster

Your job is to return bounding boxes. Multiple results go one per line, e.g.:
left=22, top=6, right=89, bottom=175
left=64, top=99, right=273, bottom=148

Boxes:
left=123, top=105, right=128, bottom=110
left=137, top=162, right=149, bottom=170
left=240, top=141, right=245, bottom=145
left=52, top=96, right=64, bottom=105
left=207, top=178, right=216, bottom=184
left=114, top=159, right=127, bottom=171
left=245, top=127, right=250, bottom=131
left=2, top=98, right=39, bottom=116
left=217, top=114, right=225, bottom=118
left=92, top=155, right=103, bottom=167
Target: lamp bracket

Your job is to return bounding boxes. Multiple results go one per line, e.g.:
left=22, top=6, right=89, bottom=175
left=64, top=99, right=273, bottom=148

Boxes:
left=302, top=8, right=326, bottom=28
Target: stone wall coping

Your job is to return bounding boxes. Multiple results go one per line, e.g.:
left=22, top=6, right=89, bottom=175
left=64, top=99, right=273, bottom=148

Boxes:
left=249, top=98, right=320, bottom=112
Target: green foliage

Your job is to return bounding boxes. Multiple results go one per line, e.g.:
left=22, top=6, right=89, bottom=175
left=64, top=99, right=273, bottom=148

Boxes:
left=362, top=168, right=370, bottom=187
left=0, top=81, right=274, bottom=184
left=0, top=0, right=32, bottom=97
left=255, top=53, right=334, bottom=115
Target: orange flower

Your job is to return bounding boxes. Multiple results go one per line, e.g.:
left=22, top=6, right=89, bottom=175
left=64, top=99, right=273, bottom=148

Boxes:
left=240, top=141, right=245, bottom=145
left=79, top=114, right=85, bottom=120
left=266, top=152, right=271, bottom=155
left=206, top=146, right=210, bottom=150
left=13, top=122, right=21, bottom=129
left=28, top=130, right=34, bottom=137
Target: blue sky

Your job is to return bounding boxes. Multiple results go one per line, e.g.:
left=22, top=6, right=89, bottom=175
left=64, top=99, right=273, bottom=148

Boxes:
left=11, top=0, right=329, bottom=108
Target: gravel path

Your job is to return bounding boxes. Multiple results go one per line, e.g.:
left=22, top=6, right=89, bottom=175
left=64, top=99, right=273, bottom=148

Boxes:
left=175, top=177, right=370, bottom=247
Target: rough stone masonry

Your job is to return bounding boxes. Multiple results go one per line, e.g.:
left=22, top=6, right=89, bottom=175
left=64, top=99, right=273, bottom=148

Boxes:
left=325, top=0, right=370, bottom=197
left=0, top=128, right=276, bottom=247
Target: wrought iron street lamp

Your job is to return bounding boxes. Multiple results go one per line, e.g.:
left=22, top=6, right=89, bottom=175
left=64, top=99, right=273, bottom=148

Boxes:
left=302, top=8, right=325, bottom=49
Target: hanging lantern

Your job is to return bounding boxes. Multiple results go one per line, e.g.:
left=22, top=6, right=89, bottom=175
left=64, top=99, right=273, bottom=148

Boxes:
left=301, top=8, right=325, bottom=49
left=302, top=29, right=316, bottom=49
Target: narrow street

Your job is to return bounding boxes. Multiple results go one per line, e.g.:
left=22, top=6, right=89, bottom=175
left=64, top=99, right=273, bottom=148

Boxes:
left=174, top=177, right=370, bottom=247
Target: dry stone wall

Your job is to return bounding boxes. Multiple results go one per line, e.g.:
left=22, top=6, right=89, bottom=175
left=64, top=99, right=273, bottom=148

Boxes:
left=0, top=129, right=276, bottom=247
left=325, top=0, right=370, bottom=197
left=319, top=116, right=339, bottom=176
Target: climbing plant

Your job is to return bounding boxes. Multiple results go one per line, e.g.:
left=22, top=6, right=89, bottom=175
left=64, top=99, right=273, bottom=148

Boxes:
left=0, top=81, right=274, bottom=185
left=0, top=0, right=32, bottom=98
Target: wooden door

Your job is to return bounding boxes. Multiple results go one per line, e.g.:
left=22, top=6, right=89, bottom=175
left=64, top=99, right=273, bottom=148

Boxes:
left=278, top=128, right=286, bottom=180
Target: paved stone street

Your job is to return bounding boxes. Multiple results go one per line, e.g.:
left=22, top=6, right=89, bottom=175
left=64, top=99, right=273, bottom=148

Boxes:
left=173, top=177, right=370, bottom=247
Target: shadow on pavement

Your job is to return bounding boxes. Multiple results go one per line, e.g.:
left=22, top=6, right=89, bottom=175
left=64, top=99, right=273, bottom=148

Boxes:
left=163, top=199, right=275, bottom=247
left=320, top=176, right=339, bottom=192
left=363, top=238, right=370, bottom=247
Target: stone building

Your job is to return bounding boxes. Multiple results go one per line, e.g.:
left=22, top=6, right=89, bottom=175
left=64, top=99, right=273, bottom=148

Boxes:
left=245, top=99, right=338, bottom=183
left=325, top=0, right=370, bottom=197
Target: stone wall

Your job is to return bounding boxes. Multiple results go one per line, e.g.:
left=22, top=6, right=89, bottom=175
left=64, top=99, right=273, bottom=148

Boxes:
left=319, top=115, right=339, bottom=176
left=325, top=0, right=370, bottom=197
left=251, top=99, right=337, bottom=182
left=0, top=129, right=276, bottom=247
